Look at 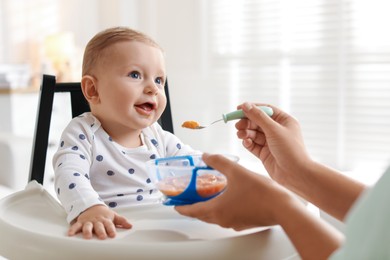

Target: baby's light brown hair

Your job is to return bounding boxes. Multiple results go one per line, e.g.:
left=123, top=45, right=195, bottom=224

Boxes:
left=82, top=27, right=162, bottom=76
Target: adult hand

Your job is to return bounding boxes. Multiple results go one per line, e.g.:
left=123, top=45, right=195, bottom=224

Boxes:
left=175, top=153, right=295, bottom=231
left=236, top=103, right=312, bottom=186
left=236, top=103, right=366, bottom=221
left=68, top=204, right=132, bottom=239
left=175, top=153, right=344, bottom=260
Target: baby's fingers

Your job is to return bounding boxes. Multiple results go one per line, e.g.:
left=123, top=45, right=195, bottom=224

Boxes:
left=82, top=221, right=94, bottom=239
left=114, top=214, right=133, bottom=229
left=94, top=221, right=109, bottom=239
left=68, top=221, right=83, bottom=236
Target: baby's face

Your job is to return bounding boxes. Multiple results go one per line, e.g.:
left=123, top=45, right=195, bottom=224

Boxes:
left=92, top=41, right=167, bottom=134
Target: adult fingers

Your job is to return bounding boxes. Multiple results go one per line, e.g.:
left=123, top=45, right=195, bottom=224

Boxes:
left=236, top=128, right=267, bottom=146
left=202, top=153, right=242, bottom=180
left=241, top=103, right=279, bottom=136
left=175, top=202, right=204, bottom=217
left=175, top=201, right=214, bottom=222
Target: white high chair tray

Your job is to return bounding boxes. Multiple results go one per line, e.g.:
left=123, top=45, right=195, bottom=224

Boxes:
left=0, top=181, right=297, bottom=260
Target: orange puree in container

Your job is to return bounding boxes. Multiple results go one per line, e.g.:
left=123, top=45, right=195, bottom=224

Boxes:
left=157, top=174, right=227, bottom=197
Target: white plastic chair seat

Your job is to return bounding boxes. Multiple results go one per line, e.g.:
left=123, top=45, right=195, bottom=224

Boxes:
left=0, top=182, right=297, bottom=259
left=0, top=185, right=14, bottom=200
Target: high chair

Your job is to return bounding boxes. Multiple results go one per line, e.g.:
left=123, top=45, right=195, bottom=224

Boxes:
left=0, top=75, right=297, bottom=259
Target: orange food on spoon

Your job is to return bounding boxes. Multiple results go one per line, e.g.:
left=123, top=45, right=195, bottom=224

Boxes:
left=157, top=174, right=227, bottom=197
left=181, top=121, right=200, bottom=129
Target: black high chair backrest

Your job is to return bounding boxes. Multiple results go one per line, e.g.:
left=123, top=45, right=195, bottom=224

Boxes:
left=29, top=74, right=174, bottom=184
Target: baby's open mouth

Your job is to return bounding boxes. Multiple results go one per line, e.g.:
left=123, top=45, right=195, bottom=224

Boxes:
left=135, top=102, right=156, bottom=112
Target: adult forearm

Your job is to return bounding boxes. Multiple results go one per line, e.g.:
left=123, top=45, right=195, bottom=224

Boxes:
left=286, top=161, right=366, bottom=221
left=278, top=198, right=344, bottom=260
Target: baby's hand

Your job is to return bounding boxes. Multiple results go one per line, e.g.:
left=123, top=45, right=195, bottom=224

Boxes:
left=68, top=204, right=132, bottom=239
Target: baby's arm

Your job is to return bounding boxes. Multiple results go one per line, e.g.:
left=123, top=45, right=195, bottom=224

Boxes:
left=53, top=116, right=131, bottom=238
left=68, top=204, right=132, bottom=239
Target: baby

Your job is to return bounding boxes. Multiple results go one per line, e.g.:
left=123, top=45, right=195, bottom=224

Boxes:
left=53, top=27, right=198, bottom=239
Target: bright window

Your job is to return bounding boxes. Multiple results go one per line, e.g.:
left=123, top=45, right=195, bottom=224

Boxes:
left=208, top=0, right=390, bottom=176
left=0, top=0, right=59, bottom=63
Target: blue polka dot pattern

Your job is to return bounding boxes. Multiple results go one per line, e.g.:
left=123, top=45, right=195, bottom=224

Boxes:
left=151, top=139, right=158, bottom=147
left=108, top=202, right=117, bottom=208
left=55, top=112, right=194, bottom=218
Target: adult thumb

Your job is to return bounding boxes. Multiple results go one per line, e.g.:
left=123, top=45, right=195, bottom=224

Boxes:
left=202, top=153, right=239, bottom=179
left=241, top=103, right=277, bottom=136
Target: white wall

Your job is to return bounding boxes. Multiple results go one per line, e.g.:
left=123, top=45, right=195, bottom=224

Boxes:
left=52, top=0, right=233, bottom=156
left=0, top=0, right=268, bottom=191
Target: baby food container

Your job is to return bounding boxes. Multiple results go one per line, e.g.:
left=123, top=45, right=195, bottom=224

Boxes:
left=147, top=154, right=238, bottom=206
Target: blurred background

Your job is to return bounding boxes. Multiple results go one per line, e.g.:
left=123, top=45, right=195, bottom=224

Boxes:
left=1, top=0, right=390, bottom=195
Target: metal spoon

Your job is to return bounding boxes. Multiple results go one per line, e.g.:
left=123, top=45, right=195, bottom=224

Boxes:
left=182, top=106, right=274, bottom=130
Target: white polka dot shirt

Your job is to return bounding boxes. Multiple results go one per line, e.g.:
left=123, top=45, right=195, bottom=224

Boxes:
left=53, top=112, right=198, bottom=223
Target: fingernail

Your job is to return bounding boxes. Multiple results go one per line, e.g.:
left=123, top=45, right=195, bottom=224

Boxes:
left=243, top=102, right=253, bottom=111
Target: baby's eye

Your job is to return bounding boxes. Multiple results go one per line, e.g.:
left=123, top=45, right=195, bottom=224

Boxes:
left=129, top=71, right=141, bottom=79
left=155, top=77, right=164, bottom=85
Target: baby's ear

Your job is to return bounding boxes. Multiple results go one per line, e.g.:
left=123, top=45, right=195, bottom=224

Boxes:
left=81, top=75, right=100, bottom=104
